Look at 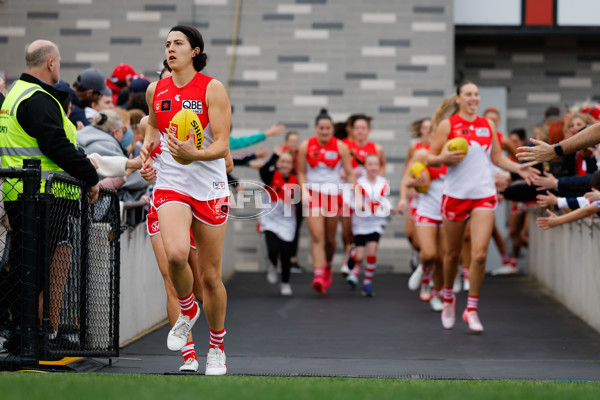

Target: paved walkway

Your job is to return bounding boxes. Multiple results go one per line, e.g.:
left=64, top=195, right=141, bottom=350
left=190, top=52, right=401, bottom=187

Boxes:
left=99, top=272, right=600, bottom=380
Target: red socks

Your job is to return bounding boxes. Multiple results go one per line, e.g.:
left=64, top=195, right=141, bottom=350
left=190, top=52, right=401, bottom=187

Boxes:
left=178, top=291, right=198, bottom=319
left=467, top=295, right=479, bottom=312
left=443, top=286, right=454, bottom=303
left=209, top=327, right=226, bottom=351
left=181, top=341, right=197, bottom=361
left=364, top=255, right=377, bottom=284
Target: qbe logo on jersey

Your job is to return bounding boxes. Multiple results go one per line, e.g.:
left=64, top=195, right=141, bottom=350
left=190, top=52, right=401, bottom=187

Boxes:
left=182, top=99, right=203, bottom=114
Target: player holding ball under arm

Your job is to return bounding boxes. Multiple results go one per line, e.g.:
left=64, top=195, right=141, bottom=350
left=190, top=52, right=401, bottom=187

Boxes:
left=140, top=25, right=231, bottom=375
left=425, top=82, right=538, bottom=333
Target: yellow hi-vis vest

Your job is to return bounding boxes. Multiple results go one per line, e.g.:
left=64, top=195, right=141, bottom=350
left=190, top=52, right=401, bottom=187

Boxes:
left=0, top=79, right=78, bottom=201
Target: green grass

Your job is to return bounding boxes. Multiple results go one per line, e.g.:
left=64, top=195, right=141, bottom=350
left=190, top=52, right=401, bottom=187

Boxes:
left=1, top=373, right=599, bottom=400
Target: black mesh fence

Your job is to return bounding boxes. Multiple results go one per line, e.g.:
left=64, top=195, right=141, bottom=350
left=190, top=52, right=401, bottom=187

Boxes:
left=0, top=176, right=22, bottom=358
left=44, top=174, right=120, bottom=358
left=0, top=159, right=120, bottom=369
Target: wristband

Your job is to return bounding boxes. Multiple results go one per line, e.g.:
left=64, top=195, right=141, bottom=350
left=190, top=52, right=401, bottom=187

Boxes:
left=554, top=143, right=564, bottom=157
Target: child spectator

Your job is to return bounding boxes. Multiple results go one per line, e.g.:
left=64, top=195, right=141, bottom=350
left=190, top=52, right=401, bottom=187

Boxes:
left=258, top=148, right=299, bottom=296
left=347, top=154, right=393, bottom=297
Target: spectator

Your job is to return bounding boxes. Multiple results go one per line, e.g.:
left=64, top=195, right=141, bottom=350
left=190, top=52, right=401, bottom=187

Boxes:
left=108, top=63, right=137, bottom=105
left=126, top=78, right=150, bottom=114
left=51, top=80, right=76, bottom=121
left=0, top=76, right=5, bottom=106
left=86, top=94, right=114, bottom=123
left=536, top=172, right=600, bottom=230
left=128, top=109, right=146, bottom=158
left=113, top=107, right=135, bottom=154
left=230, top=124, right=285, bottom=150
left=70, top=68, right=112, bottom=127
left=78, top=110, right=126, bottom=159
left=544, top=105, right=560, bottom=122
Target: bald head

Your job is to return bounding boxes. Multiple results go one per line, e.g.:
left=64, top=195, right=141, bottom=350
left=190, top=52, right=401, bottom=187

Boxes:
left=25, top=40, right=61, bottom=85
left=26, top=40, right=58, bottom=68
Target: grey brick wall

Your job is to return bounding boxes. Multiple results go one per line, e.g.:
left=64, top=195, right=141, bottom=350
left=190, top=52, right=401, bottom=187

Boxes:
left=456, top=36, right=600, bottom=135
left=0, top=0, right=454, bottom=273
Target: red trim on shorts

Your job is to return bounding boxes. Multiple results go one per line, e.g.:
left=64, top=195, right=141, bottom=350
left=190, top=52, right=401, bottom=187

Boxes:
left=306, top=189, right=342, bottom=217
left=414, top=213, right=442, bottom=227
left=153, top=189, right=230, bottom=227
left=441, top=194, right=497, bottom=222
left=147, top=204, right=197, bottom=247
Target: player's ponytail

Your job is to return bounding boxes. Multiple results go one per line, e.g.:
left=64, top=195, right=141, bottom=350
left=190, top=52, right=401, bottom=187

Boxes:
left=315, top=108, right=333, bottom=125
left=433, top=95, right=459, bottom=127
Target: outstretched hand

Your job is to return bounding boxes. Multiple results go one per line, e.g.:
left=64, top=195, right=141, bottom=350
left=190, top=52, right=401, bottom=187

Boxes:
left=517, top=138, right=556, bottom=165
left=536, top=190, right=557, bottom=208
left=532, top=171, right=558, bottom=191
left=536, top=209, right=558, bottom=230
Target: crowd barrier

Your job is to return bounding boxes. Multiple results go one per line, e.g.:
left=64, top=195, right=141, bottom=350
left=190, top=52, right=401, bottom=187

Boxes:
left=528, top=211, right=600, bottom=333
left=0, top=159, right=120, bottom=370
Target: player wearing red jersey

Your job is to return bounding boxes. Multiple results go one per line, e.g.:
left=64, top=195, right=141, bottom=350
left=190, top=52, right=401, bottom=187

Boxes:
left=140, top=25, right=230, bottom=375
left=297, top=109, right=356, bottom=294
left=398, top=119, right=433, bottom=271
left=405, top=141, right=447, bottom=311
left=426, top=83, right=537, bottom=333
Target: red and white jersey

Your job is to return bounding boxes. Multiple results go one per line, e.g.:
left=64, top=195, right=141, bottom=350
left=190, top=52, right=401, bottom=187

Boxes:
left=348, top=141, right=378, bottom=178
left=443, top=115, right=496, bottom=200
left=417, top=144, right=446, bottom=221
left=352, top=175, right=390, bottom=236
left=152, top=73, right=230, bottom=201
left=305, top=136, right=342, bottom=193
left=258, top=171, right=298, bottom=242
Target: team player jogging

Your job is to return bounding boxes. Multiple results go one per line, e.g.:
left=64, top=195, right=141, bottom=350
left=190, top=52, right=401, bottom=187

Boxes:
left=140, top=25, right=231, bottom=375
left=425, top=82, right=538, bottom=333
left=404, top=135, right=447, bottom=312
left=297, top=109, right=357, bottom=294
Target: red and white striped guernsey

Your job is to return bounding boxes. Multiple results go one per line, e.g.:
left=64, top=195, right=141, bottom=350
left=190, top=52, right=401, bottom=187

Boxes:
left=443, top=115, right=496, bottom=200
left=152, top=73, right=230, bottom=201
left=348, top=141, right=377, bottom=177
left=305, top=136, right=342, bottom=192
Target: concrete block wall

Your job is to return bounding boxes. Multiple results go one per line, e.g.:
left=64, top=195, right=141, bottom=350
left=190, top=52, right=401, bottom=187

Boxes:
left=0, top=0, right=454, bottom=273
left=456, top=36, right=600, bottom=135
left=528, top=213, right=600, bottom=334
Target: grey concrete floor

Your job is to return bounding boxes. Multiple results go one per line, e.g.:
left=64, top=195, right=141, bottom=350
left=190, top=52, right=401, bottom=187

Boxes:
left=98, top=272, right=600, bottom=380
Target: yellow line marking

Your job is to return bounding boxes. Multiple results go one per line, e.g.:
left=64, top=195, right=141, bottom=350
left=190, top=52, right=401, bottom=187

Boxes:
left=39, top=357, right=82, bottom=366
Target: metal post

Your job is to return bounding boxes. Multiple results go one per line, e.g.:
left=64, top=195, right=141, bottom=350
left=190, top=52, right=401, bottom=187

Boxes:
left=19, top=158, right=41, bottom=367
left=79, top=187, right=89, bottom=350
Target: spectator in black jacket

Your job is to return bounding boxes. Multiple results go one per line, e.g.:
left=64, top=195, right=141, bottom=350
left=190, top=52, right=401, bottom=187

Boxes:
left=69, top=68, right=112, bottom=128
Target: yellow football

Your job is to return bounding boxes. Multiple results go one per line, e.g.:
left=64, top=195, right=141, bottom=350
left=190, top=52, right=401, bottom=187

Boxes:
left=446, top=137, right=469, bottom=155
left=408, top=161, right=431, bottom=194
left=167, top=108, right=204, bottom=165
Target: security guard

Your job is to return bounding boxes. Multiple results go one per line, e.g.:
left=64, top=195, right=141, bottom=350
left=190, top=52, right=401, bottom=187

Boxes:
left=0, top=40, right=99, bottom=346
left=0, top=39, right=99, bottom=200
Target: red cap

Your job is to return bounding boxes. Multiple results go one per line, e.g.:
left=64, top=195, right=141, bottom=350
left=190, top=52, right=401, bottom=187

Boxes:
left=112, top=64, right=136, bottom=82
left=581, top=107, right=600, bottom=120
